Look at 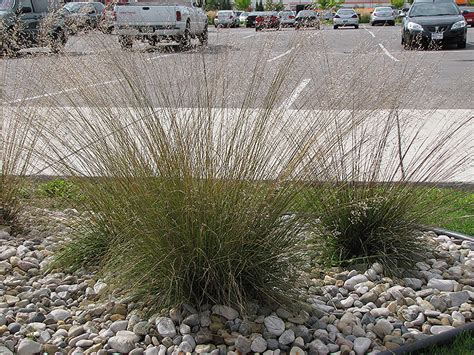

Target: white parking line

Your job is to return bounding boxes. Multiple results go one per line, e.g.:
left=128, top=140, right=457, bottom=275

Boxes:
left=365, top=28, right=376, bottom=38
left=279, top=79, right=311, bottom=109
left=267, top=48, right=294, bottom=62
left=378, top=43, right=399, bottom=62
left=6, top=79, right=124, bottom=104
left=145, top=53, right=175, bottom=61
left=243, top=34, right=256, bottom=39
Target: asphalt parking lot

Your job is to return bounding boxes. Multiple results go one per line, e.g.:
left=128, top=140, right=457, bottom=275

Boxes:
left=1, top=25, right=473, bottom=181
left=1, top=25, right=473, bottom=110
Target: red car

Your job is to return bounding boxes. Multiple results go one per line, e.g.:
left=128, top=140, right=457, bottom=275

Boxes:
left=460, top=7, right=474, bottom=27
left=255, top=12, right=281, bottom=31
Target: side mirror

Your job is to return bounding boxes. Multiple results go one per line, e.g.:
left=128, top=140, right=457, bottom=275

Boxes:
left=19, top=6, right=32, bottom=14
left=462, top=10, right=468, bottom=15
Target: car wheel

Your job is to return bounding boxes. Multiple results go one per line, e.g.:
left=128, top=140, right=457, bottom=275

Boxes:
left=119, top=35, right=133, bottom=50
left=354, top=25, right=359, bottom=29
left=199, top=25, right=208, bottom=45
left=333, top=25, right=338, bottom=29
left=179, top=22, right=191, bottom=50
left=457, top=40, right=466, bottom=49
left=371, top=22, right=375, bottom=26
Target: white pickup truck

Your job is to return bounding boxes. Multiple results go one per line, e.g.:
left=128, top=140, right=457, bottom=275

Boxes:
left=114, top=0, right=208, bottom=49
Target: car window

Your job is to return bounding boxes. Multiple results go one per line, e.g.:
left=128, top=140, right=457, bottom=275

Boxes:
left=93, top=3, right=104, bottom=12
left=18, top=0, right=33, bottom=10
left=0, top=0, right=14, bottom=10
left=409, top=2, right=459, bottom=17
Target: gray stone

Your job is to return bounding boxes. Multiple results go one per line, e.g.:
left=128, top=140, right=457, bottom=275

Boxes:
left=360, top=292, right=377, bottom=304
left=430, top=295, right=448, bottom=312
left=308, top=339, right=329, bottom=354
left=76, top=339, right=94, bottom=348
left=344, top=275, right=369, bottom=291
left=183, top=313, right=200, bottom=327
left=461, top=240, right=474, bottom=251
left=373, top=319, right=393, bottom=339
left=144, top=348, right=159, bottom=355
left=353, top=336, right=371, bottom=354
left=446, top=291, right=470, bottom=307
left=17, top=339, right=42, bottom=355
left=211, top=305, right=239, bottom=320
left=156, top=317, right=176, bottom=338
left=0, top=247, right=16, bottom=260
left=179, top=323, right=191, bottom=335
left=110, top=320, right=129, bottom=333
left=0, top=261, right=12, bottom=275
left=178, top=341, right=194, bottom=353
left=251, top=336, right=267, bottom=353
left=0, top=313, right=6, bottom=326
left=427, top=279, right=456, bottom=292
left=279, top=329, right=295, bottom=345
left=133, top=321, right=150, bottom=336
left=372, top=263, right=384, bottom=274
left=195, top=344, right=216, bottom=353
left=264, top=315, right=286, bottom=336
left=235, top=335, right=252, bottom=353
left=290, top=346, right=305, bottom=355
left=108, top=331, right=139, bottom=353
left=404, top=278, right=423, bottom=291
left=49, top=309, right=71, bottom=321
left=129, top=349, right=144, bottom=355
left=370, top=308, right=390, bottom=318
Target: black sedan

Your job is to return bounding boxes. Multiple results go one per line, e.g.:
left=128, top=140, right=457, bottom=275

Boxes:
left=401, top=0, right=467, bottom=49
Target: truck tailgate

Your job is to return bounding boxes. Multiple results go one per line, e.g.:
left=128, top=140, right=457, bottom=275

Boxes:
left=115, top=5, right=177, bottom=27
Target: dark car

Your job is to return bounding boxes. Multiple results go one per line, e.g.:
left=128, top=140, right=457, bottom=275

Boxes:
left=460, top=6, right=474, bottom=27
left=401, top=0, right=467, bottom=49
left=62, top=1, right=104, bottom=34
left=246, top=11, right=261, bottom=28
left=295, top=10, right=320, bottom=29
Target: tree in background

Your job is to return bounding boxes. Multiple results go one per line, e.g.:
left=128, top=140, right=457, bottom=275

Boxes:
left=205, top=0, right=218, bottom=10
left=390, top=0, right=404, bottom=9
left=274, top=0, right=284, bottom=10
left=234, top=0, right=252, bottom=10
left=317, top=0, right=344, bottom=10
left=256, top=0, right=264, bottom=11
left=264, top=0, right=274, bottom=10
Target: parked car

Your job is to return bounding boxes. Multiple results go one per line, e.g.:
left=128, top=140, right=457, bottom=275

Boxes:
left=333, top=8, right=359, bottom=29
left=239, top=11, right=249, bottom=25
left=322, top=10, right=335, bottom=20
left=460, top=6, right=474, bottom=27
left=279, top=10, right=295, bottom=27
left=370, top=6, right=396, bottom=26
left=0, top=0, right=67, bottom=55
left=246, top=11, right=261, bottom=27
left=295, top=10, right=320, bottom=29
left=401, top=0, right=467, bottom=49
left=114, top=0, right=208, bottom=50
left=62, top=2, right=105, bottom=33
left=255, top=11, right=280, bottom=31
left=214, top=10, right=238, bottom=27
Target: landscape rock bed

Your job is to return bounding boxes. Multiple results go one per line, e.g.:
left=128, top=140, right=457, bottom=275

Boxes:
left=0, top=207, right=473, bottom=354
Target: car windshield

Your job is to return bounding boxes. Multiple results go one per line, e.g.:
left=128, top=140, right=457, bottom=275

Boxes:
left=240, top=12, right=248, bottom=16
left=0, top=0, right=14, bottom=10
left=409, top=2, right=459, bottom=17
left=338, top=9, right=355, bottom=15
left=64, top=3, right=93, bottom=12
left=375, top=7, right=392, bottom=12
left=298, top=10, right=316, bottom=17
left=460, top=7, right=473, bottom=12
left=218, top=11, right=233, bottom=17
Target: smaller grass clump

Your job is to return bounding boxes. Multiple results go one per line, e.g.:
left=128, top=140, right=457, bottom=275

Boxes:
left=304, top=184, right=437, bottom=274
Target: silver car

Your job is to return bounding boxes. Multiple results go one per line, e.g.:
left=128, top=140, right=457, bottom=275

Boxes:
left=370, top=6, right=396, bottom=26
left=333, top=8, right=359, bottom=29
left=214, top=10, right=238, bottom=28
left=279, top=10, right=296, bottom=27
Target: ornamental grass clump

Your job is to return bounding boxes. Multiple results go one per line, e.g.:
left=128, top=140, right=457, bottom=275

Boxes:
left=304, top=112, right=473, bottom=275
left=32, top=33, right=366, bottom=309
